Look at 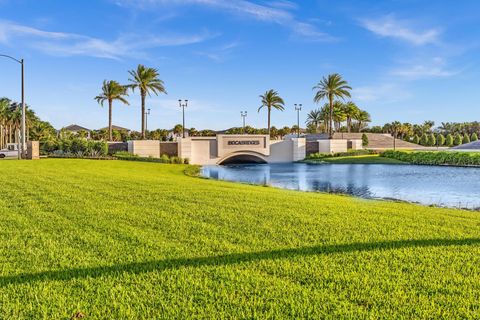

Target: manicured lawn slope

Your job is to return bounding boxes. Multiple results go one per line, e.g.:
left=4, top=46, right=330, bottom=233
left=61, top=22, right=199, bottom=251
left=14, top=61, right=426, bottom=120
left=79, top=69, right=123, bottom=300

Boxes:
left=1, top=159, right=479, bottom=319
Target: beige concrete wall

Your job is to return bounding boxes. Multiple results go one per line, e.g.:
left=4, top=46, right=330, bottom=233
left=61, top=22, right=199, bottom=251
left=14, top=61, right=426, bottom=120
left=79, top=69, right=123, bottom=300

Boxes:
left=318, top=139, right=348, bottom=153
left=128, top=140, right=160, bottom=157
left=269, top=140, right=293, bottom=163
left=292, top=138, right=306, bottom=161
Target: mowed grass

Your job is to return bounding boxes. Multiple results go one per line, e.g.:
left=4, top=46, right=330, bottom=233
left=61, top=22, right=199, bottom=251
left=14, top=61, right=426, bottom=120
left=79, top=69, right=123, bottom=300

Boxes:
left=310, top=154, right=406, bottom=164
left=0, top=159, right=480, bottom=319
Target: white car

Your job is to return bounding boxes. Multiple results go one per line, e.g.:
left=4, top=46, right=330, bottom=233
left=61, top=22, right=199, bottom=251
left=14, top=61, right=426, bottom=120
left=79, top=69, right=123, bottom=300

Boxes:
left=0, top=144, right=20, bottom=159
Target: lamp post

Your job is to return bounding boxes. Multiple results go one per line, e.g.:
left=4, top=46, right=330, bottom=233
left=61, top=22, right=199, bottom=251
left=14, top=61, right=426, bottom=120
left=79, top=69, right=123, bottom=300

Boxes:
left=145, top=108, right=151, bottom=133
left=0, top=54, right=25, bottom=158
left=240, top=111, right=247, bottom=134
left=294, top=103, right=302, bottom=138
left=178, top=99, right=188, bottom=138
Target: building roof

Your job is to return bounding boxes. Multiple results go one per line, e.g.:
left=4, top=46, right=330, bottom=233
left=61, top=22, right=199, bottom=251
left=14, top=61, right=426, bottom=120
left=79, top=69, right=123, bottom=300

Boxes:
left=98, top=125, right=131, bottom=132
left=451, top=140, right=480, bottom=150
left=63, top=124, right=90, bottom=132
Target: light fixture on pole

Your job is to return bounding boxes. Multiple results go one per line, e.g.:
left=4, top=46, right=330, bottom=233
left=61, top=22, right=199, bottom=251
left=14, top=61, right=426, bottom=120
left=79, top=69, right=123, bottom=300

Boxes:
left=0, top=54, right=25, bottom=159
left=178, top=99, right=188, bottom=138
left=145, top=108, right=151, bottom=133
left=240, top=111, right=247, bottom=134
left=294, top=104, right=302, bottom=138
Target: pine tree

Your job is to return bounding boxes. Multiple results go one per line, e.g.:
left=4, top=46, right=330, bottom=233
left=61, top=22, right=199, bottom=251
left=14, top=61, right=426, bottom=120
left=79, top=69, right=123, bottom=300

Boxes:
left=420, top=133, right=429, bottom=146
left=445, top=134, right=454, bottom=147
left=428, top=133, right=436, bottom=146
left=361, top=133, right=369, bottom=147
left=453, top=133, right=463, bottom=146
left=471, top=132, right=478, bottom=142
left=436, top=134, right=445, bottom=146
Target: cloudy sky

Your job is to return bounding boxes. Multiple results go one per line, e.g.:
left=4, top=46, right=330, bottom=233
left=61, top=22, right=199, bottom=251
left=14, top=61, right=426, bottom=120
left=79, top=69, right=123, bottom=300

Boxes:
left=0, top=0, right=479, bottom=130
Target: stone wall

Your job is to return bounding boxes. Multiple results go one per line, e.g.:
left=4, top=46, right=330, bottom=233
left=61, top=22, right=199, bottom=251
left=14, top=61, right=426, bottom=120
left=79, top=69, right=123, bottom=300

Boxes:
left=306, top=141, right=319, bottom=156
left=160, top=142, right=178, bottom=157
left=108, top=142, right=128, bottom=154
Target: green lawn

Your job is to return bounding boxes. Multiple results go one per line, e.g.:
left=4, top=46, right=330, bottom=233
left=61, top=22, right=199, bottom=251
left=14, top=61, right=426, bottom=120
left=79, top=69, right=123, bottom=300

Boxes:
left=1, top=159, right=479, bottom=319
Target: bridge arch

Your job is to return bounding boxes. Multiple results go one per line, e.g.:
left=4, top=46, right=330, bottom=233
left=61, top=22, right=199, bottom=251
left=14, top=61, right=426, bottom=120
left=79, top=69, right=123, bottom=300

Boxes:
left=217, top=151, right=268, bottom=165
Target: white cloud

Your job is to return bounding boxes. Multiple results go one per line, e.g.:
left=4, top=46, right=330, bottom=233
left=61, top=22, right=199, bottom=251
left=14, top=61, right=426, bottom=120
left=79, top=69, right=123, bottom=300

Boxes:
left=0, top=20, right=214, bottom=59
left=391, top=57, right=458, bottom=79
left=361, top=15, right=440, bottom=45
left=115, top=0, right=334, bottom=41
left=353, top=83, right=412, bottom=104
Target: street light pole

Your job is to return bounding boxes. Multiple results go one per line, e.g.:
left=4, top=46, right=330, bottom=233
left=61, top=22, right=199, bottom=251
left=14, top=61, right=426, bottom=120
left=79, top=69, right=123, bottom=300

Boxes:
left=145, top=108, right=151, bottom=133
left=294, top=104, right=302, bottom=138
left=178, top=99, right=188, bottom=138
left=240, top=111, right=247, bottom=134
left=0, top=54, right=25, bottom=158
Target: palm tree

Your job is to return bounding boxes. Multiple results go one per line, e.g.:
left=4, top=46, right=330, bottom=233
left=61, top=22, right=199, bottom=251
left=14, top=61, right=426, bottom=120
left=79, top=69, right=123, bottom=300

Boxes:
left=332, top=101, right=346, bottom=132
left=95, top=80, right=130, bottom=141
left=258, top=89, right=285, bottom=134
left=342, top=101, right=360, bottom=133
left=313, top=73, right=352, bottom=138
left=128, top=65, right=167, bottom=139
left=305, top=109, right=322, bottom=132
left=355, top=110, right=371, bottom=132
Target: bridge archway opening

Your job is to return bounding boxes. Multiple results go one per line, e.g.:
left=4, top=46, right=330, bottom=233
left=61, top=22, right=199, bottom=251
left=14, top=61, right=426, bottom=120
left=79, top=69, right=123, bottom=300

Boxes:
left=218, top=153, right=267, bottom=165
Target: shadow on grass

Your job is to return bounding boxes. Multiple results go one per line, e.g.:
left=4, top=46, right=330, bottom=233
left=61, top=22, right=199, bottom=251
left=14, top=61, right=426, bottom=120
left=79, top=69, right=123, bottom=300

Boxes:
left=1, top=238, right=479, bottom=287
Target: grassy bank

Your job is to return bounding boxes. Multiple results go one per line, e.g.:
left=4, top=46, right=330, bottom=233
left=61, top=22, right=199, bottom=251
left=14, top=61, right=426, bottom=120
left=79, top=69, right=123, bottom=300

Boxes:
left=305, top=154, right=406, bottom=164
left=1, top=159, right=480, bottom=318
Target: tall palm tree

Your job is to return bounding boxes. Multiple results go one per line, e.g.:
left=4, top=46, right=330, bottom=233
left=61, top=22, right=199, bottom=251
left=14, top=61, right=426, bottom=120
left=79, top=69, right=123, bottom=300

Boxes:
left=128, top=65, right=167, bottom=139
left=258, top=89, right=285, bottom=134
left=342, top=101, right=360, bottom=133
left=306, top=109, right=322, bottom=132
left=95, top=80, right=129, bottom=141
left=355, top=110, right=371, bottom=132
left=313, top=73, right=352, bottom=138
left=332, top=101, right=346, bottom=132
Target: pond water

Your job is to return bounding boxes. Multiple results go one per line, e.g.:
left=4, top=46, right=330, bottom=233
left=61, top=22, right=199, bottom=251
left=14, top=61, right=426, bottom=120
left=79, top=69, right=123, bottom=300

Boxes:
left=201, top=163, right=480, bottom=209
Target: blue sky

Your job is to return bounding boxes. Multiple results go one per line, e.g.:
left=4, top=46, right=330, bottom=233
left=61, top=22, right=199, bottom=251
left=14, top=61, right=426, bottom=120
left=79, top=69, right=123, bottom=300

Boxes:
left=0, top=0, right=479, bottom=131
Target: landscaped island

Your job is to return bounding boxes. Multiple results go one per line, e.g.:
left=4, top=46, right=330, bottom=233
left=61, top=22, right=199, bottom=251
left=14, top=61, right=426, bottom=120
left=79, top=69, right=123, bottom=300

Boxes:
left=1, top=159, right=479, bottom=318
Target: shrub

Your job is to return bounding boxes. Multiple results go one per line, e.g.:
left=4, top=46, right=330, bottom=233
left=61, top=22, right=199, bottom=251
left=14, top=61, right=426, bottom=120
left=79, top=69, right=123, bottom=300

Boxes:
left=115, top=152, right=186, bottom=164
left=413, top=135, right=420, bottom=145
left=471, top=132, right=478, bottom=142
left=420, top=133, right=429, bottom=146
left=428, top=133, right=436, bottom=147
left=436, top=134, right=445, bottom=147
left=463, top=133, right=471, bottom=145
left=445, top=134, right=454, bottom=147
left=381, top=150, right=480, bottom=166
left=453, top=133, right=462, bottom=146
left=361, top=133, right=369, bottom=147
left=306, top=149, right=377, bottom=160
left=52, top=138, right=108, bottom=157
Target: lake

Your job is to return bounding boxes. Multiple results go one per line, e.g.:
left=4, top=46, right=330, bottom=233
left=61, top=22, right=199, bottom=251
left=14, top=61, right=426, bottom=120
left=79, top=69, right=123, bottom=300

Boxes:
left=201, top=163, right=480, bottom=209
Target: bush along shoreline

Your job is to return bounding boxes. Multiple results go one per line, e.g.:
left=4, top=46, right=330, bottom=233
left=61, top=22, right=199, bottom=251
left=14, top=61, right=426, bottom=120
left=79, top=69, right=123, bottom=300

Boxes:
left=381, top=150, right=480, bottom=167
left=305, top=149, right=378, bottom=160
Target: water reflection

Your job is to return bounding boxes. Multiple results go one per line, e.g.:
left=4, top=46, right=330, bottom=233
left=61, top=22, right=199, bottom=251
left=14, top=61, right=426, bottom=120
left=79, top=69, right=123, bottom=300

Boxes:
left=201, top=163, right=480, bottom=209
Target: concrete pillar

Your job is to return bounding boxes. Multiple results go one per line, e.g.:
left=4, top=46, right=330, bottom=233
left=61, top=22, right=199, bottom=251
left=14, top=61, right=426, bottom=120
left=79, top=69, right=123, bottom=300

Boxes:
left=318, top=139, right=348, bottom=153
left=26, top=141, right=39, bottom=160
left=178, top=137, right=192, bottom=160
left=292, top=138, right=306, bottom=161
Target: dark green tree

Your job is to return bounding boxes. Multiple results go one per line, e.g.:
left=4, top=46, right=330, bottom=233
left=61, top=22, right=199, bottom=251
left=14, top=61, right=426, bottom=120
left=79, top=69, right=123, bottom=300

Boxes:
left=453, top=133, right=463, bottom=146
left=420, top=133, right=429, bottom=146
left=361, top=133, right=369, bottom=147
left=471, top=132, right=478, bottom=141
left=445, top=134, right=454, bottom=147
left=436, top=134, right=445, bottom=146
left=463, top=133, right=471, bottom=144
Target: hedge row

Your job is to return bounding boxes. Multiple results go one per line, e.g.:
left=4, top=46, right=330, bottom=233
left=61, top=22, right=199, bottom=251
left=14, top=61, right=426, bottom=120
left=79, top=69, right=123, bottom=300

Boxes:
left=307, top=149, right=377, bottom=160
left=43, top=138, right=109, bottom=157
left=381, top=150, right=480, bottom=166
left=114, top=151, right=189, bottom=164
